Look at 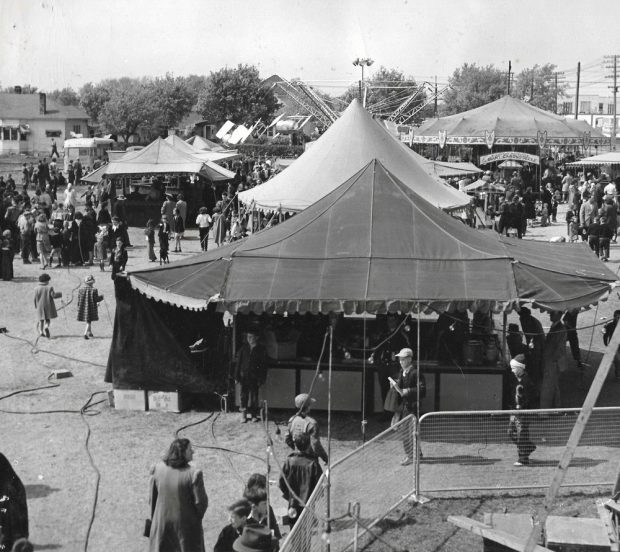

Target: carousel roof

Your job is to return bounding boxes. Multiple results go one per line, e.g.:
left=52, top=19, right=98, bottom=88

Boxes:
left=413, top=96, right=608, bottom=147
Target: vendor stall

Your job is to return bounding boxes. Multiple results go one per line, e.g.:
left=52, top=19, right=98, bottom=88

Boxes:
left=111, top=159, right=617, bottom=415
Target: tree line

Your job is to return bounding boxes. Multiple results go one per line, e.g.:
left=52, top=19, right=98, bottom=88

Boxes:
left=2, top=61, right=569, bottom=143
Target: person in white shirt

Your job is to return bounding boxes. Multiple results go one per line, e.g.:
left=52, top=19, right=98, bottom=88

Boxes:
left=195, top=206, right=212, bottom=251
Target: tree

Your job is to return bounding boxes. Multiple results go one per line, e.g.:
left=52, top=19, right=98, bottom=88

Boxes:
left=146, top=74, right=195, bottom=136
left=512, top=63, right=568, bottom=113
left=47, top=87, right=80, bottom=106
left=339, top=66, right=430, bottom=123
left=1, top=84, right=38, bottom=93
left=196, top=64, right=279, bottom=126
left=98, top=80, right=154, bottom=143
left=441, top=63, right=506, bottom=115
left=79, top=82, right=111, bottom=123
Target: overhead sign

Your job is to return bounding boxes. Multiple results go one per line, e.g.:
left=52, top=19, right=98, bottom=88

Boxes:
left=216, top=120, right=235, bottom=140
left=479, top=151, right=540, bottom=166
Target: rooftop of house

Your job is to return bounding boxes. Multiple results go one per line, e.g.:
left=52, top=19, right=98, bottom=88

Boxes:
left=0, top=93, right=89, bottom=120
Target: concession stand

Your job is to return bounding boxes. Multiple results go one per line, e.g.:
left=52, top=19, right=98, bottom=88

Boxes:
left=82, top=137, right=235, bottom=226
left=114, top=159, right=617, bottom=414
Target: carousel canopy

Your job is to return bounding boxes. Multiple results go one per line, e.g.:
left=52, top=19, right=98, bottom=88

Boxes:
left=413, top=95, right=608, bottom=147
left=81, top=137, right=234, bottom=181
left=129, top=159, right=616, bottom=314
left=567, top=152, right=620, bottom=166
left=237, top=99, right=471, bottom=212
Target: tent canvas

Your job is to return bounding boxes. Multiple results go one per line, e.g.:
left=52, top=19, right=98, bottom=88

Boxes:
left=186, top=135, right=228, bottom=152
left=567, top=152, right=620, bottom=166
left=413, top=96, right=608, bottom=146
left=237, top=99, right=471, bottom=212
left=130, top=159, right=616, bottom=315
left=81, top=137, right=234, bottom=181
left=164, top=134, right=241, bottom=163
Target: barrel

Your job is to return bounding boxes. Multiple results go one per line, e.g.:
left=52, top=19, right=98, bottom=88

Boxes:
left=463, top=340, right=484, bottom=365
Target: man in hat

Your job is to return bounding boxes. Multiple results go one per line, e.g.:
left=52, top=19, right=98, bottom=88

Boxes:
left=393, top=348, right=426, bottom=466
left=233, top=523, right=274, bottom=552
left=286, top=393, right=328, bottom=463
left=235, top=330, right=268, bottom=423
left=508, top=354, right=537, bottom=466
left=518, top=307, right=545, bottom=386
left=541, top=311, right=567, bottom=409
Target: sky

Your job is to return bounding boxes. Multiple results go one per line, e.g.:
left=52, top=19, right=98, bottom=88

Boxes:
left=1, top=0, right=619, bottom=98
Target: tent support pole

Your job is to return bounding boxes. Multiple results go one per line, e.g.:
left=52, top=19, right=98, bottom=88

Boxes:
left=415, top=305, right=422, bottom=498
left=325, top=325, right=333, bottom=552
left=501, top=311, right=508, bottom=364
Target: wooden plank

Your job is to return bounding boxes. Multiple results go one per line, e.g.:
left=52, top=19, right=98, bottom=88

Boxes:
left=604, top=500, right=620, bottom=517
left=523, top=319, right=620, bottom=552
left=598, top=500, right=620, bottom=552
left=448, top=516, right=553, bottom=552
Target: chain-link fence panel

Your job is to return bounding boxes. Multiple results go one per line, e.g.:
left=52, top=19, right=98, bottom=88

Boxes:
left=418, top=407, right=620, bottom=494
left=280, top=414, right=417, bottom=552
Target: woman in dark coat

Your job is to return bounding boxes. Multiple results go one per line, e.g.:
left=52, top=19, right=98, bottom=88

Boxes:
left=522, top=187, right=536, bottom=223
left=0, top=229, right=14, bottom=281
left=149, top=438, right=208, bottom=552
left=0, top=453, right=29, bottom=551
left=77, top=274, right=103, bottom=339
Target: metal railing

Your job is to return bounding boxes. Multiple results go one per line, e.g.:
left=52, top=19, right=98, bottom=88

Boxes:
left=418, top=407, right=620, bottom=495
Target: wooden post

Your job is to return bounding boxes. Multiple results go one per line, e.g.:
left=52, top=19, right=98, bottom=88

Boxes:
left=523, top=321, right=620, bottom=552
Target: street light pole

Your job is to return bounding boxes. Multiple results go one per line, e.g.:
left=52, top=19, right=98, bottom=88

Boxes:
left=352, top=57, right=374, bottom=108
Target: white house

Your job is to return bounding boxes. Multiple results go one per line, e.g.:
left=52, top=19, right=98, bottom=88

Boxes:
left=0, top=91, right=89, bottom=156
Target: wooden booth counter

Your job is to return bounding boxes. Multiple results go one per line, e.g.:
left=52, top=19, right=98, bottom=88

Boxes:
left=248, top=358, right=507, bottom=413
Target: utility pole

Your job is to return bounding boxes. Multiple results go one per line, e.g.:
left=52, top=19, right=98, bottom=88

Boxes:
left=434, top=76, right=438, bottom=117
left=554, top=72, right=558, bottom=114
left=613, top=55, right=617, bottom=151
left=604, top=55, right=619, bottom=150
left=574, top=61, right=580, bottom=120
left=507, top=60, right=512, bottom=95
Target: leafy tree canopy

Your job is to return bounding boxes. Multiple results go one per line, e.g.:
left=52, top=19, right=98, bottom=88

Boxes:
left=47, top=87, right=80, bottom=106
left=512, top=63, right=568, bottom=113
left=441, top=63, right=506, bottom=115
left=196, top=64, right=279, bottom=127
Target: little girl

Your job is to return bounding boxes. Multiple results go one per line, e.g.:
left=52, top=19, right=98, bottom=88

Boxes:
left=34, top=273, right=62, bottom=338
left=158, top=215, right=170, bottom=264
left=145, top=219, right=157, bottom=262
left=77, top=274, right=103, bottom=339
left=95, top=224, right=109, bottom=271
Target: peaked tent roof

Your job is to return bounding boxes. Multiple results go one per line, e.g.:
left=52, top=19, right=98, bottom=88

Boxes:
left=186, top=135, right=228, bottom=152
left=87, top=137, right=234, bottom=181
left=413, top=95, right=608, bottom=146
left=164, top=134, right=240, bottom=163
left=130, top=159, right=616, bottom=314
left=237, top=99, right=471, bottom=212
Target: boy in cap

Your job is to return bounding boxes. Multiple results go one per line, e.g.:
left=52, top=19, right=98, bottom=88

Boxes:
left=279, top=432, right=322, bottom=528
left=508, top=354, right=537, bottom=466
left=214, top=499, right=252, bottom=552
left=286, top=393, right=328, bottom=463
left=393, top=347, right=426, bottom=466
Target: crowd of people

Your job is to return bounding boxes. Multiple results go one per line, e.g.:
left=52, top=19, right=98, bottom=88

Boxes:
left=462, top=164, right=620, bottom=249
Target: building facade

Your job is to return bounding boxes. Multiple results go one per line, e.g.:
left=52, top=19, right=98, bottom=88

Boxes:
left=560, top=93, right=618, bottom=138
left=0, top=92, right=89, bottom=156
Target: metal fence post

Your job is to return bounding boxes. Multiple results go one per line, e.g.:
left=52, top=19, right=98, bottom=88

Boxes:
left=414, top=415, right=420, bottom=498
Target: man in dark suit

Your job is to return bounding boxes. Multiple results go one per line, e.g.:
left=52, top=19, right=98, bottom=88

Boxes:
left=508, top=354, right=537, bottom=466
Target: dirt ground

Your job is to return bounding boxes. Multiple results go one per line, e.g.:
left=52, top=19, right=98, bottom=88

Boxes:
left=1, top=172, right=620, bottom=552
